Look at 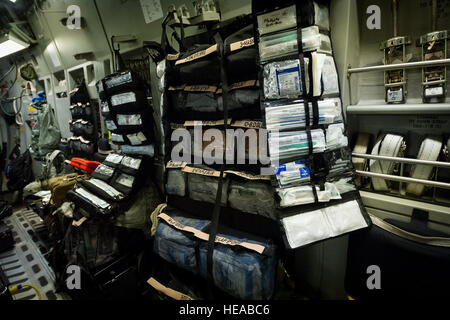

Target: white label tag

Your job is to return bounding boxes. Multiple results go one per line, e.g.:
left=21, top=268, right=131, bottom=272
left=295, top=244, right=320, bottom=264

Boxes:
left=127, top=132, right=147, bottom=145
left=387, top=88, right=403, bottom=102
left=425, top=86, right=444, bottom=97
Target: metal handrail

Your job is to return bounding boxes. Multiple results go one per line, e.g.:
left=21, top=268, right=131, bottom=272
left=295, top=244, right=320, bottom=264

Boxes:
left=355, top=170, right=450, bottom=190
left=352, top=153, right=450, bottom=168
left=348, top=58, right=450, bottom=75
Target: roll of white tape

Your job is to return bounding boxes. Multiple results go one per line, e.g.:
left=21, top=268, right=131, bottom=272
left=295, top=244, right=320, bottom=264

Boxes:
left=369, top=134, right=404, bottom=191
left=406, top=137, right=442, bottom=197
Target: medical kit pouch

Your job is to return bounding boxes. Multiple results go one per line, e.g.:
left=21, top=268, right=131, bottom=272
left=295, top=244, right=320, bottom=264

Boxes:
left=121, top=144, right=155, bottom=157
left=67, top=185, right=115, bottom=216
left=228, top=179, right=277, bottom=220
left=68, top=137, right=96, bottom=155
left=114, top=109, right=153, bottom=133
left=102, top=70, right=145, bottom=94
left=92, top=164, right=116, bottom=183
left=69, top=119, right=95, bottom=138
left=103, top=153, right=124, bottom=168
left=224, top=25, right=259, bottom=84
left=110, top=131, right=152, bottom=146
left=166, top=162, right=187, bottom=197
left=111, top=172, right=142, bottom=195
left=108, top=90, right=148, bottom=113
left=81, top=178, right=125, bottom=202
left=154, top=208, right=210, bottom=274
left=197, top=226, right=277, bottom=300
left=184, top=166, right=229, bottom=206
left=70, top=102, right=92, bottom=120
left=169, top=85, right=219, bottom=113
left=154, top=207, right=278, bottom=300
left=172, top=44, right=221, bottom=86
left=217, top=80, right=260, bottom=112
left=119, top=155, right=145, bottom=176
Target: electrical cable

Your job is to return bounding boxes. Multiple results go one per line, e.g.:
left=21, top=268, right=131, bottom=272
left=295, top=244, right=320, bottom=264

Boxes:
left=9, top=284, right=42, bottom=300
left=0, top=64, right=16, bottom=84
left=93, top=0, right=114, bottom=71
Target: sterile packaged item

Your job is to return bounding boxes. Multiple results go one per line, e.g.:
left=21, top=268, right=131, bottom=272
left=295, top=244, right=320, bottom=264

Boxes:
left=126, top=132, right=149, bottom=146
left=318, top=34, right=332, bottom=55
left=117, top=114, right=143, bottom=126
left=104, top=71, right=133, bottom=90
left=312, top=53, right=339, bottom=97
left=268, top=129, right=326, bottom=162
left=264, top=98, right=342, bottom=131
left=111, top=92, right=137, bottom=107
left=101, top=100, right=110, bottom=117
left=281, top=200, right=368, bottom=249
left=228, top=180, right=277, bottom=220
left=82, top=178, right=125, bottom=202
left=111, top=133, right=125, bottom=144
left=263, top=59, right=310, bottom=99
left=74, top=187, right=112, bottom=211
left=105, top=120, right=117, bottom=131
left=326, top=123, right=348, bottom=151
left=92, top=164, right=115, bottom=182
left=113, top=173, right=137, bottom=195
left=274, top=161, right=311, bottom=188
left=104, top=153, right=124, bottom=167
left=277, top=182, right=342, bottom=208
left=312, top=1, right=330, bottom=31
left=321, top=55, right=339, bottom=96
left=259, top=27, right=321, bottom=62
left=120, top=156, right=143, bottom=175
left=326, top=148, right=353, bottom=178
left=121, top=144, right=155, bottom=157
left=333, top=177, right=357, bottom=195
left=257, top=5, right=297, bottom=35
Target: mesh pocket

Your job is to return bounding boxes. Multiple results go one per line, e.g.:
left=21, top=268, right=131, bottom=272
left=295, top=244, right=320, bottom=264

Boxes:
left=187, top=171, right=228, bottom=206
left=228, top=181, right=276, bottom=220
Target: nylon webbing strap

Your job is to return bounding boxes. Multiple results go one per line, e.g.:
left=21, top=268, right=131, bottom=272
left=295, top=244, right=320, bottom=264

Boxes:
left=406, top=137, right=442, bottom=196
left=369, top=134, right=404, bottom=191
left=295, top=4, right=318, bottom=204
left=205, top=33, right=229, bottom=299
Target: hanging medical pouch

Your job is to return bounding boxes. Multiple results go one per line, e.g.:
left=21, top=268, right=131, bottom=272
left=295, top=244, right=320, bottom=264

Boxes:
left=67, top=186, right=115, bottom=216
left=154, top=208, right=210, bottom=274
left=91, top=164, right=116, bottom=183
left=224, top=25, right=259, bottom=83
left=174, top=44, right=221, bottom=86
left=109, top=90, right=148, bottom=113
left=70, top=103, right=92, bottom=120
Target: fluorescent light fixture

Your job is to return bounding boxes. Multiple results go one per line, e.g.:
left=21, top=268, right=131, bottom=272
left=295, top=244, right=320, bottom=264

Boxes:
left=0, top=31, right=30, bottom=59
left=9, top=0, right=17, bottom=3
